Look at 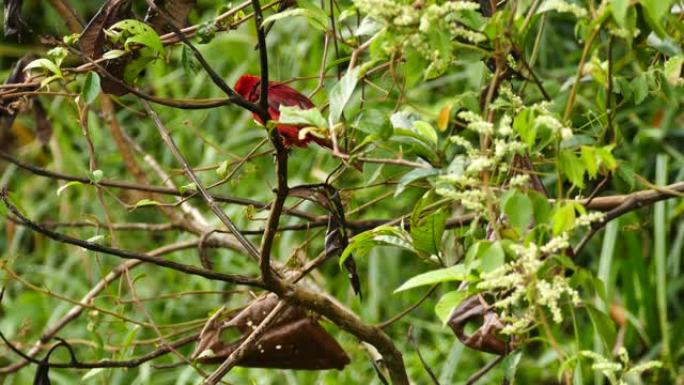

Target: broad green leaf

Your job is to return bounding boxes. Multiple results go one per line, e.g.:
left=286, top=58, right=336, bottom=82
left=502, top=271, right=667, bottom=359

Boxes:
left=514, top=109, right=536, bottom=146
left=340, top=226, right=412, bottom=266
left=503, top=351, right=523, bottom=381
left=501, top=189, right=534, bottom=234
left=262, top=8, right=328, bottom=31
left=353, top=109, right=392, bottom=139
left=412, top=121, right=438, bottom=145
left=631, top=72, right=650, bottom=104
left=435, top=291, right=467, bottom=324
left=123, top=54, right=155, bottom=84
left=596, top=145, right=617, bottom=171
left=109, top=19, right=164, bottom=54
left=466, top=241, right=505, bottom=273
left=559, top=150, right=586, bottom=188
left=395, top=168, right=439, bottom=197
left=529, top=190, right=552, bottom=225
left=81, top=72, right=101, bottom=105
left=580, top=146, right=598, bottom=178
left=585, top=304, right=617, bottom=351
left=278, top=106, right=327, bottom=128
left=553, top=203, right=577, bottom=235
left=24, top=59, right=61, bottom=77
left=610, top=0, right=629, bottom=27
left=639, top=0, right=674, bottom=36
left=328, top=66, right=361, bottom=124
left=394, top=264, right=466, bottom=293
left=410, top=208, right=448, bottom=256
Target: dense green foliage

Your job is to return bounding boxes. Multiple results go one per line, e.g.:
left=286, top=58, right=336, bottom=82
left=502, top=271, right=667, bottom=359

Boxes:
left=1, top=0, right=683, bottom=384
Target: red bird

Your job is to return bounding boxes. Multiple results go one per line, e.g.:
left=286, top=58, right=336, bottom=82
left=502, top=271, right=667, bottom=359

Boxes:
left=234, top=74, right=332, bottom=149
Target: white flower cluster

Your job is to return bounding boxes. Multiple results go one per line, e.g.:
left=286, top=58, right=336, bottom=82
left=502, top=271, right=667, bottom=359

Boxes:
left=575, top=211, right=606, bottom=227
left=476, top=236, right=581, bottom=334
left=536, top=276, right=581, bottom=323
left=458, top=111, right=494, bottom=135
left=539, top=0, right=588, bottom=18
left=580, top=349, right=662, bottom=385
left=419, top=1, right=481, bottom=32
left=435, top=187, right=489, bottom=211
left=535, top=114, right=574, bottom=140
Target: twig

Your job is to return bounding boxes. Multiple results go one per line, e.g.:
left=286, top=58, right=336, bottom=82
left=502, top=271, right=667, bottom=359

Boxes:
left=0, top=190, right=263, bottom=287
left=465, top=355, right=504, bottom=385
left=0, top=240, right=209, bottom=374
left=143, top=101, right=262, bottom=264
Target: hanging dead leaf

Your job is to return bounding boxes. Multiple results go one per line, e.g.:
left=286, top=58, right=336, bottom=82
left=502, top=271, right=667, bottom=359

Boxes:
left=447, top=294, right=509, bottom=355
left=144, top=0, right=196, bottom=33
left=195, top=294, right=350, bottom=370
left=79, top=0, right=133, bottom=95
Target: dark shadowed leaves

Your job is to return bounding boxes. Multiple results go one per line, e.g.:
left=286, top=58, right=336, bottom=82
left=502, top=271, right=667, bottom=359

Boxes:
left=144, top=0, right=196, bottom=32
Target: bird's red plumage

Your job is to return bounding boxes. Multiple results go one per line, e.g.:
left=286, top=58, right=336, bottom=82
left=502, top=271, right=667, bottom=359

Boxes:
left=234, top=74, right=331, bottom=148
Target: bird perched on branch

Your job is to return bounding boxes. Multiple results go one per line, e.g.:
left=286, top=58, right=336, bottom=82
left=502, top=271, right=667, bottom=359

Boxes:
left=234, top=74, right=333, bottom=149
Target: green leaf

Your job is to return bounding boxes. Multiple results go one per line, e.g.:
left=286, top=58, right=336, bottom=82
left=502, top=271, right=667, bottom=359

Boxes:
left=412, top=121, right=438, bottom=145
left=328, top=66, right=361, bottom=124
left=639, top=0, right=674, bottom=35
left=514, top=109, right=536, bottom=147
left=435, top=291, right=467, bottom=324
left=262, top=8, right=328, bottom=31
left=133, top=199, right=162, bottom=209
left=664, top=55, right=683, bottom=86
left=123, top=53, right=155, bottom=84
left=580, top=146, right=598, bottom=178
left=24, top=59, right=62, bottom=77
left=610, top=0, right=629, bottom=27
left=395, top=168, right=439, bottom=197
left=216, top=160, right=229, bottom=178
left=503, top=351, right=523, bottom=381
left=585, top=304, right=617, bottom=351
left=631, top=72, right=649, bottom=104
left=102, top=49, right=126, bottom=60
left=559, top=150, right=586, bottom=188
left=596, top=145, right=617, bottom=171
left=278, top=106, right=327, bottom=128
left=178, top=183, right=197, bottom=194
left=81, top=72, right=101, bottom=105
left=394, top=264, right=466, bottom=293
left=411, top=208, right=448, bottom=256
left=57, top=181, right=83, bottom=196
left=553, top=203, right=577, bottom=235
left=109, top=19, right=164, bottom=54
left=501, top=189, right=534, bottom=234
left=340, top=226, right=412, bottom=266
left=529, top=190, right=552, bottom=225
left=466, top=241, right=505, bottom=273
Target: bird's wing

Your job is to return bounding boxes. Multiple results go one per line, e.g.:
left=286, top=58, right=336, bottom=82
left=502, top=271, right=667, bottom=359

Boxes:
left=267, top=82, right=315, bottom=112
